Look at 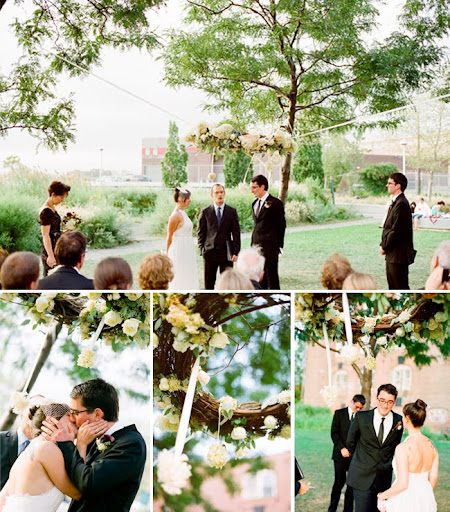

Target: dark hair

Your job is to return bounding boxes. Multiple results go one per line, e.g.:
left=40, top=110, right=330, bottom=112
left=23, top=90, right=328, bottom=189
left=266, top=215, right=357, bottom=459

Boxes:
left=0, top=252, right=40, bottom=290
left=321, top=253, right=353, bottom=290
left=138, top=254, right=174, bottom=290
left=211, top=183, right=225, bottom=193
left=70, top=378, right=119, bottom=422
left=352, top=394, right=366, bottom=406
left=403, top=399, right=427, bottom=427
left=250, top=174, right=269, bottom=191
left=94, top=257, right=132, bottom=290
left=55, top=231, right=87, bottom=266
left=377, top=383, right=398, bottom=399
left=28, top=403, right=70, bottom=438
left=48, top=181, right=71, bottom=197
left=389, top=172, right=408, bottom=192
left=173, top=187, right=191, bottom=202
left=437, top=201, right=445, bottom=206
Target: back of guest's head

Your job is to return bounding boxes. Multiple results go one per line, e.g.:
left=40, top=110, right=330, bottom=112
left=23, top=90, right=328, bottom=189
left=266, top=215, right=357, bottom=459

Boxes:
left=342, top=272, right=377, bottom=290
left=377, top=383, right=398, bottom=399
left=55, top=230, right=87, bottom=266
left=352, top=394, right=366, bottom=406
left=70, top=378, right=119, bottom=422
left=236, top=247, right=265, bottom=282
left=321, top=253, right=353, bottom=290
left=403, top=399, right=427, bottom=427
left=0, top=252, right=40, bottom=289
left=28, top=402, right=70, bottom=438
left=437, top=201, right=445, bottom=206
left=433, top=240, right=450, bottom=269
left=138, top=254, right=174, bottom=290
left=174, top=187, right=191, bottom=202
left=0, top=247, right=9, bottom=271
left=389, top=172, right=408, bottom=192
left=250, top=174, right=269, bottom=191
left=48, top=181, right=71, bottom=197
left=94, top=257, right=132, bottom=290
left=215, top=269, right=254, bottom=290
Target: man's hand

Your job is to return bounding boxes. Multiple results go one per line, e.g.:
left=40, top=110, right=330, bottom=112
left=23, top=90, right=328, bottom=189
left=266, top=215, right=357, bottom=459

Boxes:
left=77, top=419, right=110, bottom=448
left=341, top=447, right=350, bottom=458
left=231, top=255, right=238, bottom=263
left=379, top=246, right=386, bottom=255
left=41, top=417, right=76, bottom=443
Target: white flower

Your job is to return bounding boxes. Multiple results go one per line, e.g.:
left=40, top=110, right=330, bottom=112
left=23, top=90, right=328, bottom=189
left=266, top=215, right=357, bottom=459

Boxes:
left=376, top=336, right=388, bottom=346
left=264, top=415, right=278, bottom=429
left=320, top=385, right=339, bottom=407
left=35, top=296, right=49, bottom=313
left=157, top=449, right=192, bottom=495
left=198, top=370, right=210, bottom=386
left=324, top=307, right=340, bottom=321
left=206, top=443, right=228, bottom=469
left=77, top=348, right=95, bottom=368
left=1, top=293, right=17, bottom=301
left=98, top=299, right=107, bottom=313
left=207, top=172, right=216, bottom=181
left=12, top=391, right=30, bottom=414
left=231, top=427, right=247, bottom=440
left=340, top=344, right=360, bottom=365
left=104, top=310, right=122, bottom=327
left=235, top=447, right=249, bottom=459
left=279, top=424, right=291, bottom=439
left=364, top=355, right=377, bottom=370
left=154, top=395, right=171, bottom=410
left=209, top=332, right=229, bottom=349
left=155, top=414, right=179, bottom=432
left=122, top=318, right=140, bottom=337
left=152, top=333, right=159, bottom=350
left=219, top=396, right=238, bottom=411
left=159, top=378, right=170, bottom=391
left=395, top=327, right=406, bottom=337
left=173, top=340, right=191, bottom=353
left=87, top=293, right=102, bottom=301
left=364, top=317, right=377, bottom=333
left=211, top=123, right=234, bottom=139
left=125, top=293, right=143, bottom=301
left=85, top=300, right=97, bottom=312
left=277, top=389, right=291, bottom=404
left=397, top=310, right=411, bottom=324
left=435, top=311, right=448, bottom=323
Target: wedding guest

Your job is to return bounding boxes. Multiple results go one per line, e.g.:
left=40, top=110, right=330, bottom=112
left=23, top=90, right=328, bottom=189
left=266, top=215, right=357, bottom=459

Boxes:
left=94, top=257, right=133, bottom=290
left=295, top=458, right=310, bottom=496
left=138, top=254, right=174, bottom=290
left=425, top=240, right=450, bottom=290
left=38, top=231, right=94, bottom=290
left=431, top=201, right=445, bottom=217
left=215, top=268, right=254, bottom=290
left=343, top=272, right=377, bottom=290
left=410, top=202, right=416, bottom=215
left=321, top=253, right=354, bottom=290
left=0, top=247, right=9, bottom=288
left=38, top=181, right=71, bottom=276
left=0, top=252, right=40, bottom=290
left=328, top=394, right=366, bottom=512
left=236, top=247, right=265, bottom=289
left=412, top=197, right=431, bottom=230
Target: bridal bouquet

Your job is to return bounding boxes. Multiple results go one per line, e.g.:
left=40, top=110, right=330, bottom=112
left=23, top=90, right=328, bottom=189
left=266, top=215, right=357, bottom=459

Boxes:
left=62, top=211, right=82, bottom=231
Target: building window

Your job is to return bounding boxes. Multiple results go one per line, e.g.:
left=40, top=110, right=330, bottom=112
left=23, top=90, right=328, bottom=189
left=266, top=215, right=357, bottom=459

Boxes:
left=241, top=469, right=277, bottom=500
left=391, top=365, right=412, bottom=393
left=334, top=370, right=348, bottom=392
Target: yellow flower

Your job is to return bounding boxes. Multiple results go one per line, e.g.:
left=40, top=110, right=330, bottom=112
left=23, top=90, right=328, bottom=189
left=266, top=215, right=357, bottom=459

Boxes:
left=77, top=349, right=95, bottom=368
left=87, top=293, right=102, bottom=301
left=206, top=443, right=228, bottom=469
left=152, top=333, right=159, bottom=350
left=364, top=355, right=377, bottom=370
left=125, top=293, right=143, bottom=301
left=35, top=296, right=49, bottom=313
left=209, top=332, right=229, bottom=349
left=279, top=424, right=291, bottom=439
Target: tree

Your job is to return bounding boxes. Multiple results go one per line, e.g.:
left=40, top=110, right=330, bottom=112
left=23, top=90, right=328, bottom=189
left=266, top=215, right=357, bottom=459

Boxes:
left=0, top=0, right=161, bottom=149
left=163, top=0, right=449, bottom=202
left=359, top=163, right=398, bottom=196
left=322, top=134, right=362, bottom=189
left=291, top=141, right=324, bottom=185
left=223, top=150, right=253, bottom=188
left=161, top=121, right=188, bottom=188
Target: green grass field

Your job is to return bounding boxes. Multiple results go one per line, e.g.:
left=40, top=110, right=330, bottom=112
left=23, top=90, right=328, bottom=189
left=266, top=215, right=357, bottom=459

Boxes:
left=295, top=429, right=450, bottom=512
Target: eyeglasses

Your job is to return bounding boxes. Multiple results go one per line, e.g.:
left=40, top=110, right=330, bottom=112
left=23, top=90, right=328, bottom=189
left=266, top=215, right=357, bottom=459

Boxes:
left=70, top=409, right=90, bottom=416
left=378, top=398, right=395, bottom=406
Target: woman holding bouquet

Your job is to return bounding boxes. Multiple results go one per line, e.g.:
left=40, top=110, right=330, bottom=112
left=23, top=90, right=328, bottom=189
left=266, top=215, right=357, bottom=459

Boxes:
left=38, top=181, right=71, bottom=276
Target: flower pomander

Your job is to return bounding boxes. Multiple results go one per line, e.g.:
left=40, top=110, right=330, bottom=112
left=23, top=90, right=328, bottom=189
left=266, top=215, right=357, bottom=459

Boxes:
left=157, top=449, right=192, bottom=495
left=12, top=391, right=30, bottom=414
left=96, top=434, right=114, bottom=452
left=340, top=344, right=360, bottom=365
left=77, top=348, right=95, bottom=368
left=206, top=443, right=228, bottom=469
left=364, top=355, right=377, bottom=370
left=320, top=385, right=339, bottom=407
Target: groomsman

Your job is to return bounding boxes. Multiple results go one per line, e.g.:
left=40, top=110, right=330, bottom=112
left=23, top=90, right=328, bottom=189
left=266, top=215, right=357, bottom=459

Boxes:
left=250, top=175, right=286, bottom=289
left=197, top=184, right=241, bottom=289
left=328, top=394, right=366, bottom=512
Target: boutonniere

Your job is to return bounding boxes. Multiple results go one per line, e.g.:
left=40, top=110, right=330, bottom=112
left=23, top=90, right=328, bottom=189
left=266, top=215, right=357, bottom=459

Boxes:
left=96, top=434, right=114, bottom=452
left=394, top=421, right=403, bottom=431
left=264, top=201, right=272, bottom=209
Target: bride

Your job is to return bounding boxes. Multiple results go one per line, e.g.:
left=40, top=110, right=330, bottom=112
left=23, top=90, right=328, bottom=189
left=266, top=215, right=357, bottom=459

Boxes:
left=0, top=402, right=81, bottom=512
left=166, top=187, right=199, bottom=290
left=377, top=399, right=439, bottom=512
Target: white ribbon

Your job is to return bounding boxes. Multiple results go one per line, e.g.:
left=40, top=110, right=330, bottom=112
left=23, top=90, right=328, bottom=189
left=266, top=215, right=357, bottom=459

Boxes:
left=342, top=292, right=353, bottom=346
left=89, top=316, right=106, bottom=348
left=323, top=323, right=332, bottom=387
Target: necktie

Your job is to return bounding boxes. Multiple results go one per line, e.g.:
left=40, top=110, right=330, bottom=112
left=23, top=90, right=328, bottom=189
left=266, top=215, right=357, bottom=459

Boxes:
left=18, top=439, right=30, bottom=455
left=217, top=206, right=222, bottom=227
left=351, top=413, right=355, bottom=421
left=378, top=417, right=385, bottom=445
left=255, top=199, right=262, bottom=217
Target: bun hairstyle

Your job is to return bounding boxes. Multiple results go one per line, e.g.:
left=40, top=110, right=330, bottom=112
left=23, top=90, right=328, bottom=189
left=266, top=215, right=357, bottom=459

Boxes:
left=403, top=399, right=427, bottom=427
left=28, top=402, right=71, bottom=438
left=174, top=187, right=191, bottom=203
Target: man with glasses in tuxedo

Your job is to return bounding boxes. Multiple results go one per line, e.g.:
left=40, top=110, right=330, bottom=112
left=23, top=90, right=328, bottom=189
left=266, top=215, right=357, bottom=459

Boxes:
left=346, top=384, right=403, bottom=512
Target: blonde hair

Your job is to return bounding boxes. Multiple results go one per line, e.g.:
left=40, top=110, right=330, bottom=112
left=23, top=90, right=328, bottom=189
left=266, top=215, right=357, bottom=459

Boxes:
left=342, top=272, right=377, bottom=290
left=138, top=254, right=174, bottom=290
left=215, top=269, right=254, bottom=290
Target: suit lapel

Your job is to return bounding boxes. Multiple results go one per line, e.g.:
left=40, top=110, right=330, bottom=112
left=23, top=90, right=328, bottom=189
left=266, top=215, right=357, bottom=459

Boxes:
left=384, top=413, right=402, bottom=444
left=86, top=440, right=99, bottom=465
left=366, top=409, right=380, bottom=444
left=9, top=431, right=18, bottom=466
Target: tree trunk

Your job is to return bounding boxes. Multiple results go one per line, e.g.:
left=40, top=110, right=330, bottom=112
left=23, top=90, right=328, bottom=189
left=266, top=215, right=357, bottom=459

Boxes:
left=279, top=152, right=292, bottom=203
left=360, top=368, right=373, bottom=410
left=0, top=319, right=63, bottom=430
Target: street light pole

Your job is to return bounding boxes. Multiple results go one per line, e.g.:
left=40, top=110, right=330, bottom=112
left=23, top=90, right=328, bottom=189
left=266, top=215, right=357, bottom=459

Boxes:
left=99, top=147, right=104, bottom=180
left=400, top=140, right=407, bottom=175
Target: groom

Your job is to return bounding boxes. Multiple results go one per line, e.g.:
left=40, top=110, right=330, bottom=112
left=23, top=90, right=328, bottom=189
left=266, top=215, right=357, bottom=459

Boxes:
left=43, top=378, right=146, bottom=511
left=346, top=384, right=403, bottom=512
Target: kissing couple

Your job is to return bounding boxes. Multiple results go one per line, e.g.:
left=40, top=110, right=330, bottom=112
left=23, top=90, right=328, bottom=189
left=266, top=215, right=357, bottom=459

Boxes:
left=0, top=378, right=146, bottom=512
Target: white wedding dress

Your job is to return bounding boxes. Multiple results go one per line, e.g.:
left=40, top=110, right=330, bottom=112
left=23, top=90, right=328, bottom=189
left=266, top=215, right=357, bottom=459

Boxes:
left=385, top=456, right=437, bottom=512
left=2, top=486, right=64, bottom=512
left=168, top=209, right=199, bottom=290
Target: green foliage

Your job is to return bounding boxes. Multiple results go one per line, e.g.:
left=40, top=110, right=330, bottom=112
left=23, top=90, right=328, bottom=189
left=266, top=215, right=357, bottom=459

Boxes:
left=295, top=403, right=333, bottom=432
left=322, top=134, right=362, bottom=188
left=359, top=163, right=399, bottom=196
left=0, top=196, right=41, bottom=253
left=161, top=122, right=188, bottom=187
left=292, top=143, right=324, bottom=185
left=79, top=208, right=129, bottom=248
left=223, top=151, right=253, bottom=187
left=110, top=189, right=158, bottom=214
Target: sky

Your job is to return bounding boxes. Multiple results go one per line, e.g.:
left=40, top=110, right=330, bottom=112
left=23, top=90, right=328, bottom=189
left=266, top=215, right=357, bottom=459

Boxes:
left=0, top=0, right=404, bottom=174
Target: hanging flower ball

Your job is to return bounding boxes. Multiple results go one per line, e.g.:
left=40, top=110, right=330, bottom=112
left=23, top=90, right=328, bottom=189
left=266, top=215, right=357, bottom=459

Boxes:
left=320, top=385, right=339, bottom=407
left=157, top=449, right=192, bottom=495
left=364, top=355, right=377, bottom=370
left=264, top=415, right=278, bottom=429
left=231, top=426, right=247, bottom=441
left=279, top=424, right=291, bottom=439
left=12, top=391, right=30, bottom=414
left=77, top=348, right=95, bottom=368
left=340, top=344, right=360, bottom=365
left=207, top=172, right=217, bottom=181
left=206, top=443, right=228, bottom=469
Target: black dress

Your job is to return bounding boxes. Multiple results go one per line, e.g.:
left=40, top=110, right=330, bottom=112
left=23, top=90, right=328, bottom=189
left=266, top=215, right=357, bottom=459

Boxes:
left=38, top=207, right=61, bottom=276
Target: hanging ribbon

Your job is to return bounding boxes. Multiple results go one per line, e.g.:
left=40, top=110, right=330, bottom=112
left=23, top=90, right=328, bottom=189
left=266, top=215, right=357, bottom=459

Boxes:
left=323, top=323, right=332, bottom=387
left=89, top=315, right=106, bottom=349
left=342, top=292, right=353, bottom=346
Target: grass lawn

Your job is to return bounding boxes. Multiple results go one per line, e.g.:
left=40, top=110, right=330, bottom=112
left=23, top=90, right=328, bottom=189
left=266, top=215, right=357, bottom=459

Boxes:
left=295, top=429, right=450, bottom=512
left=82, top=222, right=448, bottom=289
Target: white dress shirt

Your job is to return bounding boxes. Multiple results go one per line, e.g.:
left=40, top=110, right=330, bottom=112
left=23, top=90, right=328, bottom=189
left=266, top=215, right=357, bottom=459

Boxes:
left=348, top=406, right=355, bottom=421
left=373, top=408, right=393, bottom=443
left=104, top=419, right=127, bottom=437
left=253, top=192, right=269, bottom=215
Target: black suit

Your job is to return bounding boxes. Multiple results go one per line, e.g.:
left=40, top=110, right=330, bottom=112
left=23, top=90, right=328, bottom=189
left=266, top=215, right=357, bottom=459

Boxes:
left=38, top=266, right=94, bottom=290
left=347, top=410, right=403, bottom=512
left=251, top=194, right=286, bottom=289
left=329, top=408, right=354, bottom=512
left=58, top=424, right=146, bottom=512
left=381, top=193, right=416, bottom=289
left=0, top=430, right=18, bottom=490
left=197, top=204, right=241, bottom=289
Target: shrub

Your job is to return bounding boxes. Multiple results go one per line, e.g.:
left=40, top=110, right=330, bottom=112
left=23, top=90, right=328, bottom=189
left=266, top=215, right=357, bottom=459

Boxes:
left=223, top=150, right=253, bottom=187
left=0, top=195, right=41, bottom=253
left=110, top=189, right=158, bottom=214
left=359, top=163, right=398, bottom=196
left=79, top=208, right=129, bottom=249
left=291, top=142, right=324, bottom=184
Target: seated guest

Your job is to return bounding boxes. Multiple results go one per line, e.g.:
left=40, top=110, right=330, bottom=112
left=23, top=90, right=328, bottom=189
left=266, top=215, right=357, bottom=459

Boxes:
left=138, top=254, right=174, bottom=290
left=0, top=247, right=9, bottom=289
left=431, top=201, right=445, bottom=217
left=94, top=257, right=133, bottom=290
left=321, top=253, right=354, bottom=290
left=0, top=252, right=40, bottom=290
left=38, top=231, right=93, bottom=289
left=215, top=268, right=254, bottom=290
left=342, top=271, right=377, bottom=290
left=412, top=197, right=431, bottom=229
left=236, top=247, right=265, bottom=289
left=425, top=240, right=450, bottom=290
